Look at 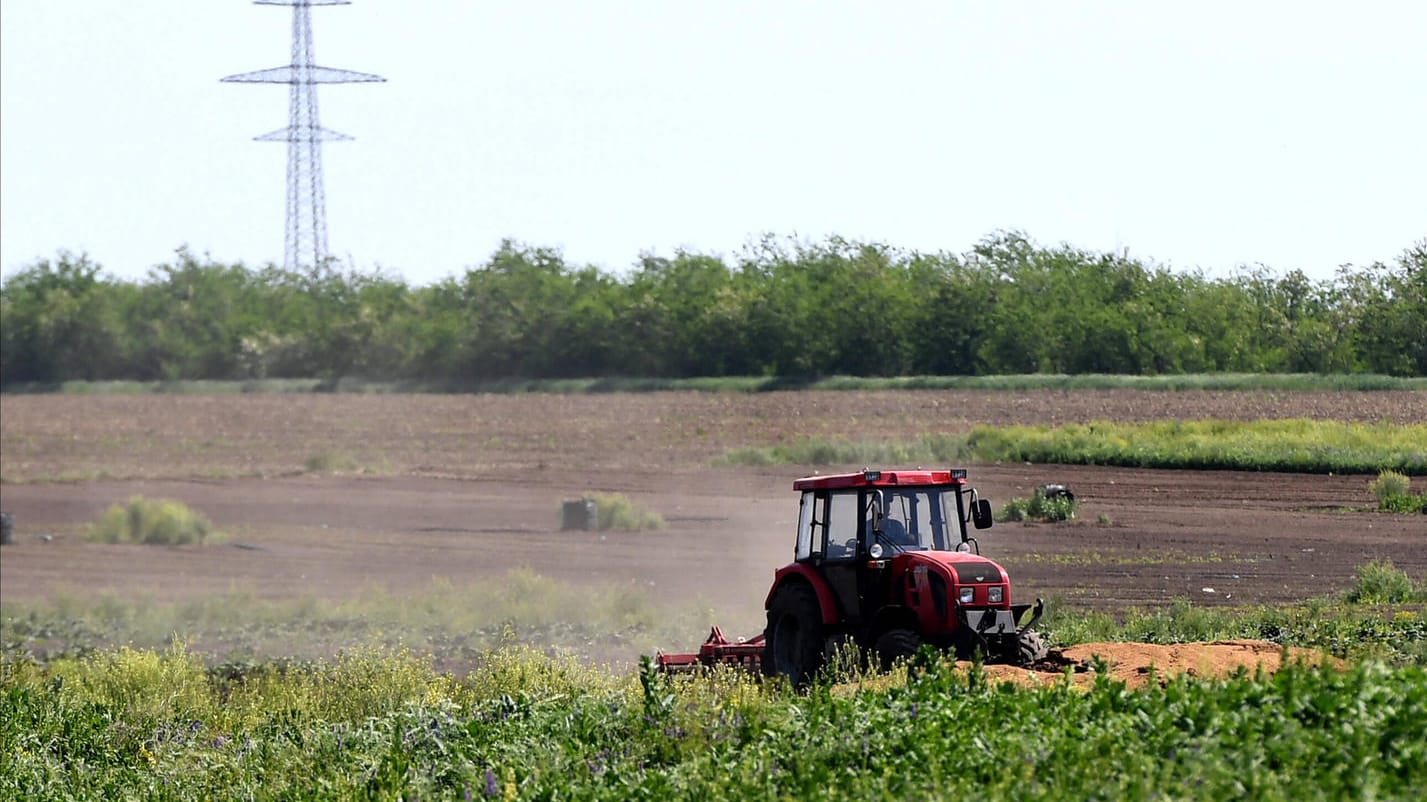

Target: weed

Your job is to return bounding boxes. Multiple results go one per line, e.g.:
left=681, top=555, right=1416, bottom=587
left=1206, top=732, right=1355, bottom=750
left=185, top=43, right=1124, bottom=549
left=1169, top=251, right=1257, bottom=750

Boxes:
left=585, top=492, right=665, bottom=531
left=1370, top=470, right=1412, bottom=499
left=86, top=496, right=214, bottom=545
left=998, top=487, right=1078, bottom=523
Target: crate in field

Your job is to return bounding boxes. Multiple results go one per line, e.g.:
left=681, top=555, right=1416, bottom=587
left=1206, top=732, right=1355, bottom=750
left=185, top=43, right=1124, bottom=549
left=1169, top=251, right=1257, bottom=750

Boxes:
left=560, top=498, right=597, bottom=531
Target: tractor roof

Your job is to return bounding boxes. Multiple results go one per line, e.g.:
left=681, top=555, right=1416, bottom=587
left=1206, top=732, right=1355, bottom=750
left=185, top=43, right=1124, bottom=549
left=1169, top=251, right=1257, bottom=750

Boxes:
left=792, top=469, right=969, bottom=491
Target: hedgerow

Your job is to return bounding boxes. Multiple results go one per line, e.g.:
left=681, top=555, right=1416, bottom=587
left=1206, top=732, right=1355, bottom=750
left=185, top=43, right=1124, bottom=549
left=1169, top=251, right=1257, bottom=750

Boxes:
left=4, top=234, right=1425, bottom=385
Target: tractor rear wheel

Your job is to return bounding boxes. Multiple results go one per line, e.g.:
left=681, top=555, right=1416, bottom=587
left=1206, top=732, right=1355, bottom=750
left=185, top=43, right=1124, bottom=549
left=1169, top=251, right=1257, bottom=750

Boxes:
left=874, top=628, right=922, bottom=671
left=763, top=584, right=824, bottom=687
left=1017, top=629, right=1048, bottom=665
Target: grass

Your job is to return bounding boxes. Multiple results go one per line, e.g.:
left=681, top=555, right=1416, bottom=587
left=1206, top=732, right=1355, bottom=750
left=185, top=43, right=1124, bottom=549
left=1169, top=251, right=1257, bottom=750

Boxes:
left=6, top=373, right=1424, bottom=395
left=85, top=496, right=215, bottom=545
left=1013, top=549, right=1230, bottom=567
left=967, top=419, right=1427, bottom=474
left=719, top=420, right=1427, bottom=475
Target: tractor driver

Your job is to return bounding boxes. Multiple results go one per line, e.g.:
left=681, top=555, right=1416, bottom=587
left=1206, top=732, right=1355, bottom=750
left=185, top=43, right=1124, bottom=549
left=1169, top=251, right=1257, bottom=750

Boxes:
left=877, top=491, right=922, bottom=549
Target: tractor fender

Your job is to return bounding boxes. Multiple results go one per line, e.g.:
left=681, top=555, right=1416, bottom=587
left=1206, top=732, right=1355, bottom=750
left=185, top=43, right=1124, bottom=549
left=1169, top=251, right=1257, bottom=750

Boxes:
left=766, top=565, right=841, bottom=626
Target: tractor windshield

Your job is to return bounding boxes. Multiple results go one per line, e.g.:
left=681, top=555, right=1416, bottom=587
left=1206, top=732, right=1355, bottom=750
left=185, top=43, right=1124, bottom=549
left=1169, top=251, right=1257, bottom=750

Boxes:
left=872, top=487, right=963, bottom=551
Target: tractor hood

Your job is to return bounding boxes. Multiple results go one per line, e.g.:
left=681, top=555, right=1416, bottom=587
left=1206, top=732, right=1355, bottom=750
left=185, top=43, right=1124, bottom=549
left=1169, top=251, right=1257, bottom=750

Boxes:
left=899, top=551, right=1007, bottom=584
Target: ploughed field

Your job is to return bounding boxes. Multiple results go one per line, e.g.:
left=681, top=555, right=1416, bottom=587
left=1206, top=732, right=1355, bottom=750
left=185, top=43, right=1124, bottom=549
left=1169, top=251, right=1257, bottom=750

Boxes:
left=2, top=389, right=1424, bottom=662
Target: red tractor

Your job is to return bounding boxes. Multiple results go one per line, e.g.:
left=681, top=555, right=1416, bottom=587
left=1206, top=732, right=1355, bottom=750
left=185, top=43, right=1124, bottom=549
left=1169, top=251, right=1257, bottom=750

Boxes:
left=658, top=469, right=1047, bottom=684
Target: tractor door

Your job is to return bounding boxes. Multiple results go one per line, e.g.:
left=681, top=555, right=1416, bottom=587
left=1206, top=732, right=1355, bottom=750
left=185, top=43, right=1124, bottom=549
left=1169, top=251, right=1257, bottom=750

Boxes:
left=813, top=490, right=864, bottom=622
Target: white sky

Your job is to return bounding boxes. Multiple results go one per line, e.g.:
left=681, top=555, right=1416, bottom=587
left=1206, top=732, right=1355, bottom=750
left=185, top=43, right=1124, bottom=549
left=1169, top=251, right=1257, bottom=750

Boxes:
left=2, top=1, right=1424, bottom=286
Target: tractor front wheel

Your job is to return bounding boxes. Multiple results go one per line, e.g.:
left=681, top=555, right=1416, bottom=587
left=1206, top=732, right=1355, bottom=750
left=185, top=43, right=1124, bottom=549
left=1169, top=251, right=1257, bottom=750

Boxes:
left=1017, top=629, right=1048, bottom=665
left=874, top=628, right=922, bottom=671
left=763, top=584, right=825, bottom=687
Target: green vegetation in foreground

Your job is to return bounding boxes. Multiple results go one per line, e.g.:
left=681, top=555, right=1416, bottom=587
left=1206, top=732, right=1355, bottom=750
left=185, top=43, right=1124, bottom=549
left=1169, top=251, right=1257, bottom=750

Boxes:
left=1370, top=470, right=1427, bottom=514
left=86, top=497, right=216, bottom=546
left=8, top=372, right=1427, bottom=394
left=3, top=642, right=1425, bottom=800
left=3, top=567, right=1425, bottom=798
left=720, top=419, right=1427, bottom=475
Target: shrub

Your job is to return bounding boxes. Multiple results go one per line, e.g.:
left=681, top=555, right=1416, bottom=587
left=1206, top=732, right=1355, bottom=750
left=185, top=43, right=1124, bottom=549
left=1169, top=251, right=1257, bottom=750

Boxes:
left=1345, top=561, right=1423, bottom=604
left=1368, top=470, right=1426, bottom=513
left=998, top=486, right=1078, bottom=523
left=586, top=493, right=664, bottom=531
left=87, top=496, right=214, bottom=545
left=1370, top=470, right=1412, bottom=500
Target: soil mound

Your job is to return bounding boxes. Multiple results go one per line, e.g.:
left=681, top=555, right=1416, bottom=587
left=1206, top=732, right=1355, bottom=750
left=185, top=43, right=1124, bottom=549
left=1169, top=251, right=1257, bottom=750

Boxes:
left=975, top=639, right=1341, bottom=689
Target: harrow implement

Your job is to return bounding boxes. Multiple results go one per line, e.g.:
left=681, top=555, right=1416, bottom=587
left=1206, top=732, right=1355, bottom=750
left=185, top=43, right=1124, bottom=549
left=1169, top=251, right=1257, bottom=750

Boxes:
left=655, top=626, right=764, bottom=673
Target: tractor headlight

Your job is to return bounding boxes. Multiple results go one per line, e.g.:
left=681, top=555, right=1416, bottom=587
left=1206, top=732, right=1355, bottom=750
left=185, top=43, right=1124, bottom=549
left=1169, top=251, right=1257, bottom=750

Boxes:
left=988, top=586, right=1004, bottom=604
left=958, top=587, right=975, bottom=605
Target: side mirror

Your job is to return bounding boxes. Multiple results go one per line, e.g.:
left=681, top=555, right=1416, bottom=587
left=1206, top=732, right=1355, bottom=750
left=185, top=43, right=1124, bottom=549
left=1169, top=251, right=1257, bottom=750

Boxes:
left=972, top=499, right=994, bottom=530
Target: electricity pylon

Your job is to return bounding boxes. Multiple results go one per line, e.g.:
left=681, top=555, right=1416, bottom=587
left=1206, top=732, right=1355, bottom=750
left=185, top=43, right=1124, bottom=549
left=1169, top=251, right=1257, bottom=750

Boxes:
left=222, top=0, right=384, bottom=271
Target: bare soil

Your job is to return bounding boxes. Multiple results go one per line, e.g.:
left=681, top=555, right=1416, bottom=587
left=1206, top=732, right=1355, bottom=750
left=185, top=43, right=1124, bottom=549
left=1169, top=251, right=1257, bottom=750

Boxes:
left=977, top=639, right=1343, bottom=689
left=2, top=389, right=1424, bottom=667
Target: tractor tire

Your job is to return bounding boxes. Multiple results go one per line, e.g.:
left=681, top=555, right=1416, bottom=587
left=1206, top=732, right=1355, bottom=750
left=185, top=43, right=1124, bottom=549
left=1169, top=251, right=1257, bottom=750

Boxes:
left=1017, top=629, right=1048, bottom=666
left=763, top=584, right=825, bottom=687
left=874, top=628, right=922, bottom=671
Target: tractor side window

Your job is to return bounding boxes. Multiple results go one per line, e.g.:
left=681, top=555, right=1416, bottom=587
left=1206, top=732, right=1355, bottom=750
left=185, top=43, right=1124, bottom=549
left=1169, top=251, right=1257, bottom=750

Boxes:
left=824, top=492, right=860, bottom=561
left=794, top=491, right=815, bottom=561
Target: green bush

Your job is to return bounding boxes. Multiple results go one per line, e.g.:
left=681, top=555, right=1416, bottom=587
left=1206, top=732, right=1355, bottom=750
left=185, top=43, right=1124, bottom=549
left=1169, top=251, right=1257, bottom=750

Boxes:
left=86, top=496, right=214, bottom=545
left=1369, top=470, right=1426, bottom=513
left=1370, top=470, right=1412, bottom=500
left=1345, top=561, right=1424, bottom=604
left=586, top=493, right=664, bottom=531
left=998, top=487, right=1078, bottom=523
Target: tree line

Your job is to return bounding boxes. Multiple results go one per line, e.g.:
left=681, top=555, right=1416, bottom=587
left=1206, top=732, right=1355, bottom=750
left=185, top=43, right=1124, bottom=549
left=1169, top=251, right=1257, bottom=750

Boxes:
left=2, top=232, right=1424, bottom=385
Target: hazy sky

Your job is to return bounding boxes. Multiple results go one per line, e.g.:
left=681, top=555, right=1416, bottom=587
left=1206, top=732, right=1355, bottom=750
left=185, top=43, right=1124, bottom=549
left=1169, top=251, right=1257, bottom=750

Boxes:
left=2, top=1, right=1424, bottom=285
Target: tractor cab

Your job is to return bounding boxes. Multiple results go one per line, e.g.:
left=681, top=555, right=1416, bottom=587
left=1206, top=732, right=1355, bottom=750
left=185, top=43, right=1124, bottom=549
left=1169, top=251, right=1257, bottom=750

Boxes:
left=792, top=469, right=994, bottom=565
